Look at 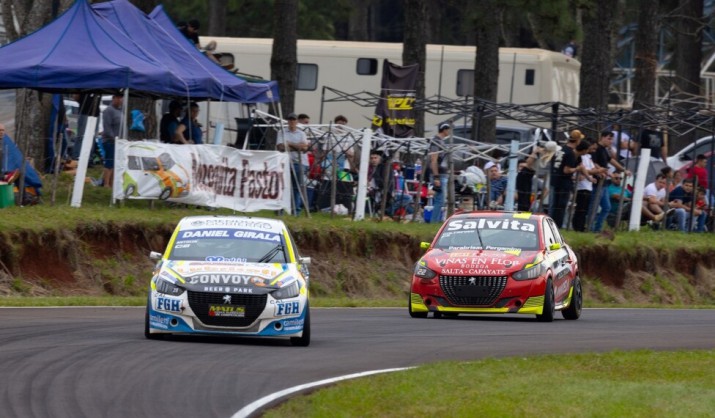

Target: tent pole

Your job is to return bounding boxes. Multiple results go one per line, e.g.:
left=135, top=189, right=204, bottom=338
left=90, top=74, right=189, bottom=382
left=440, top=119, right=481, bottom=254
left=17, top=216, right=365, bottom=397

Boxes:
left=206, top=98, right=211, bottom=144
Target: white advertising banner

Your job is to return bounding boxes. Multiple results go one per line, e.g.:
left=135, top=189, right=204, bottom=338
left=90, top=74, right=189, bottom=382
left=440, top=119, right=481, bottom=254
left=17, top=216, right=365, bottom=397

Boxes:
left=114, top=140, right=291, bottom=212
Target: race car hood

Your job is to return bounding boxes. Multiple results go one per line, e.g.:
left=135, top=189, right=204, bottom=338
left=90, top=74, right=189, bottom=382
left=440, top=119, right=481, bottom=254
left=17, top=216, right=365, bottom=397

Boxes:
left=421, top=248, right=541, bottom=276
left=161, top=260, right=298, bottom=293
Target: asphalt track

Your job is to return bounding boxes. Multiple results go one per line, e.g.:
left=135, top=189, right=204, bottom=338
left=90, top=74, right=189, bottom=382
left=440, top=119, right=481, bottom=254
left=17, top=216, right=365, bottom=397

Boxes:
left=0, top=307, right=713, bottom=418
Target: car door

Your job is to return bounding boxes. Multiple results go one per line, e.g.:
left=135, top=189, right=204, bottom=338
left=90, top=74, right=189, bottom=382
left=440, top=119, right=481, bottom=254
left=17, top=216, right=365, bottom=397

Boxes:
left=543, top=218, right=572, bottom=304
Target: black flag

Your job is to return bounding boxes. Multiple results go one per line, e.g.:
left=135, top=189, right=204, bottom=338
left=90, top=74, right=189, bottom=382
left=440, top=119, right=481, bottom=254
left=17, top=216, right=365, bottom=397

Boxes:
left=371, top=60, right=419, bottom=138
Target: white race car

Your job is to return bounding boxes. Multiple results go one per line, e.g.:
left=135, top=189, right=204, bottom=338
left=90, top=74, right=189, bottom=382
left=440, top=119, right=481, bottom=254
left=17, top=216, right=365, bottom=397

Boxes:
left=145, top=215, right=311, bottom=346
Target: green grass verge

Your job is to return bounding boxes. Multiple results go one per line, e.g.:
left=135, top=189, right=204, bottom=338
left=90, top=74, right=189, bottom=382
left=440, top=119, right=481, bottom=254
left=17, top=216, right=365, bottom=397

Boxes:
left=264, top=350, right=715, bottom=418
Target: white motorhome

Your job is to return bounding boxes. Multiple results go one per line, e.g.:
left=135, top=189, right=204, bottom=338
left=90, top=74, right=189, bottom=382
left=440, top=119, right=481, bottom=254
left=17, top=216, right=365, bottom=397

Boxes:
left=200, top=37, right=580, bottom=144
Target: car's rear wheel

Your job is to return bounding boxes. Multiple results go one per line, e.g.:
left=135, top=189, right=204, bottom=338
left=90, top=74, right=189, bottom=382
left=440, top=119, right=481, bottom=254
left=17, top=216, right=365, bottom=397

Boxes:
left=536, top=278, right=555, bottom=322
left=290, top=305, right=311, bottom=347
left=144, top=296, right=165, bottom=340
left=562, top=276, right=583, bottom=320
left=408, top=294, right=428, bottom=318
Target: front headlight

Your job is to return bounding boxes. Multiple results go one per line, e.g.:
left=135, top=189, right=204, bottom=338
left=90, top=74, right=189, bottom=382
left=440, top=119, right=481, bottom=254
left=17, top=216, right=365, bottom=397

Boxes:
left=414, top=262, right=437, bottom=280
left=512, top=263, right=545, bottom=281
left=155, top=276, right=185, bottom=296
left=271, top=281, right=300, bottom=299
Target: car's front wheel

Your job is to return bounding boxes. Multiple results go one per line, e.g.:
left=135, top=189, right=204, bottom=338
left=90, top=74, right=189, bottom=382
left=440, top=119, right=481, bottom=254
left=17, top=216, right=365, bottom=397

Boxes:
left=536, top=278, right=555, bottom=322
left=290, top=305, right=311, bottom=347
left=159, top=187, right=172, bottom=200
left=562, top=276, right=583, bottom=320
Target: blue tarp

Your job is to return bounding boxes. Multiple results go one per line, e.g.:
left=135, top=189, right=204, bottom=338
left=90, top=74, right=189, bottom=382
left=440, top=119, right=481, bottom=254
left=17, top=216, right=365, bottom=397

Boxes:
left=2, top=134, right=43, bottom=191
left=0, top=0, right=278, bottom=103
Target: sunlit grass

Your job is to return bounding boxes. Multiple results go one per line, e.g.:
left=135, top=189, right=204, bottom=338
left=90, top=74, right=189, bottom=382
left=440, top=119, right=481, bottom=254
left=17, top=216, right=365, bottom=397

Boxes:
left=264, top=350, right=715, bottom=418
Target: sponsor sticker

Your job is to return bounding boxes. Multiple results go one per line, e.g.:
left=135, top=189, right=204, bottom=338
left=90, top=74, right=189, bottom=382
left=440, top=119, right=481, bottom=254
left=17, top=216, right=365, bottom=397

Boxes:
left=208, top=305, right=246, bottom=318
left=275, top=301, right=300, bottom=316
left=282, top=318, right=305, bottom=331
left=156, top=297, right=182, bottom=312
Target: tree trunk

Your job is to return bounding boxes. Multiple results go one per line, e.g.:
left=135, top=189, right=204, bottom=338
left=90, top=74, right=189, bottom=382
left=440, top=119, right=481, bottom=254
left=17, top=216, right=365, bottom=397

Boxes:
left=207, top=0, right=228, bottom=37
left=347, top=0, right=371, bottom=41
left=473, top=1, right=502, bottom=144
left=578, top=0, right=618, bottom=113
left=402, top=0, right=426, bottom=137
left=672, top=0, right=704, bottom=150
left=270, top=0, right=298, bottom=118
left=11, top=0, right=55, bottom=170
left=632, top=0, right=658, bottom=110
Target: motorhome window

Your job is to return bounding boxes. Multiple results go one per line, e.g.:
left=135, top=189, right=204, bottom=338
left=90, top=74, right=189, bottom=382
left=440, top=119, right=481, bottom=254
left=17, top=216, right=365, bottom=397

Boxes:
left=296, top=63, right=318, bottom=91
left=456, top=69, right=474, bottom=97
left=356, top=58, right=378, bottom=75
left=525, top=69, right=535, bottom=85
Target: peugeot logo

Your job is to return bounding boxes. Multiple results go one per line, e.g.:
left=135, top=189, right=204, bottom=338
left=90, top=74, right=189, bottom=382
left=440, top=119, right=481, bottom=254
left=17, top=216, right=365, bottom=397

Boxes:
left=469, top=277, right=476, bottom=285
left=223, top=295, right=232, bottom=304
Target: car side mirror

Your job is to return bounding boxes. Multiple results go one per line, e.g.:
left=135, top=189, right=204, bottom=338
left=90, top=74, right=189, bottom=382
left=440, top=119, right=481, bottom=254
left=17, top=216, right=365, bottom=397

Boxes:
left=149, top=251, right=163, bottom=260
left=299, top=256, right=311, bottom=265
left=549, top=242, right=561, bottom=251
left=420, top=241, right=430, bottom=250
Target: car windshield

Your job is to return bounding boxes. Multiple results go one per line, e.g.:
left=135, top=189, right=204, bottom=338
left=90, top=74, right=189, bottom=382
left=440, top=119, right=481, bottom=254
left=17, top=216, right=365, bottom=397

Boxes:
left=434, top=218, right=540, bottom=251
left=167, top=228, right=287, bottom=263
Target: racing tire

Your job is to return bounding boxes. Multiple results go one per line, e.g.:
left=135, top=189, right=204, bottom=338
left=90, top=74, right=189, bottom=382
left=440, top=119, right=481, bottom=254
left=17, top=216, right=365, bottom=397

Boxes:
left=562, top=276, right=583, bottom=320
left=144, top=297, right=165, bottom=340
left=290, top=305, right=311, bottom=347
left=536, top=278, right=555, bottom=322
left=124, top=184, right=135, bottom=198
left=408, top=294, right=428, bottom=318
left=159, top=187, right=172, bottom=201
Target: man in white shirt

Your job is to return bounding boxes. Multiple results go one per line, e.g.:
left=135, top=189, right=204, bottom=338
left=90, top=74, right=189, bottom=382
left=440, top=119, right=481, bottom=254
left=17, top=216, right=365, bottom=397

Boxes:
left=642, top=173, right=668, bottom=223
left=277, top=113, right=310, bottom=215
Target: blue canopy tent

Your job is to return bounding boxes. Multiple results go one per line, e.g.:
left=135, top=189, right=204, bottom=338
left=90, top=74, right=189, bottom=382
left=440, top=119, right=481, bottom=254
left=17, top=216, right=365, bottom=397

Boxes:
left=0, top=0, right=279, bottom=102
left=92, top=0, right=279, bottom=103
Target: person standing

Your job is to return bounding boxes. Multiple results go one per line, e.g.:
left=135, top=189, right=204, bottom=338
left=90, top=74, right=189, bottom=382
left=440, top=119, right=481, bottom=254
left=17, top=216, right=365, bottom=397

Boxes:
left=686, top=154, right=709, bottom=190
left=176, top=102, right=203, bottom=144
left=638, top=127, right=668, bottom=163
left=549, top=130, right=584, bottom=228
left=591, top=131, right=629, bottom=232
left=572, top=139, right=598, bottom=232
left=277, top=113, right=310, bottom=215
left=101, top=94, right=123, bottom=188
left=485, top=161, right=507, bottom=209
left=428, top=123, right=450, bottom=223
left=160, top=101, right=187, bottom=144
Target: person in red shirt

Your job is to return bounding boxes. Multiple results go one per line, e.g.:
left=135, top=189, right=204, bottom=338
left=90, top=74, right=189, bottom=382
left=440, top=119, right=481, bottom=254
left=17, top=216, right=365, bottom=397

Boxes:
left=687, top=154, right=709, bottom=189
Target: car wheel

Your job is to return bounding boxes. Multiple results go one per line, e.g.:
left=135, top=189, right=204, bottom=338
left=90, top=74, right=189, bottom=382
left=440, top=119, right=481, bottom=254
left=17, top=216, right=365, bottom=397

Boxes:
left=159, top=187, right=172, bottom=200
left=408, top=294, right=428, bottom=318
left=144, top=296, right=165, bottom=340
left=124, top=184, right=135, bottom=197
left=536, top=278, right=555, bottom=322
left=562, top=276, right=583, bottom=320
left=290, top=305, right=311, bottom=347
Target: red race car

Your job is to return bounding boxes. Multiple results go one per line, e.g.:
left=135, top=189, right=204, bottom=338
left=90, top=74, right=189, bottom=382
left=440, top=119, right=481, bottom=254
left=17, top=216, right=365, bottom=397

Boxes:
left=409, top=211, right=582, bottom=322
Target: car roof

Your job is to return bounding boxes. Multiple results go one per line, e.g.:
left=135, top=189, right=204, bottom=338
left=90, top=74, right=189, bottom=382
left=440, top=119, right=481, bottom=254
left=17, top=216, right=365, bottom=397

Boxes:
left=448, top=211, right=545, bottom=221
left=176, top=215, right=287, bottom=234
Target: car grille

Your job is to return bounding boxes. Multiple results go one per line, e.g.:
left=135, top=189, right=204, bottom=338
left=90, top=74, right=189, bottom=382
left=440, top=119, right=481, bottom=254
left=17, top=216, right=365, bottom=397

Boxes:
left=187, top=291, right=267, bottom=327
left=439, top=275, right=508, bottom=306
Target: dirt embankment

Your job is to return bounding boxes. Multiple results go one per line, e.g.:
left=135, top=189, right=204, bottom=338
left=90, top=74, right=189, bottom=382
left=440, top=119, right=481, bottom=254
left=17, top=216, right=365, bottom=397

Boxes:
left=1, top=223, right=714, bottom=305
